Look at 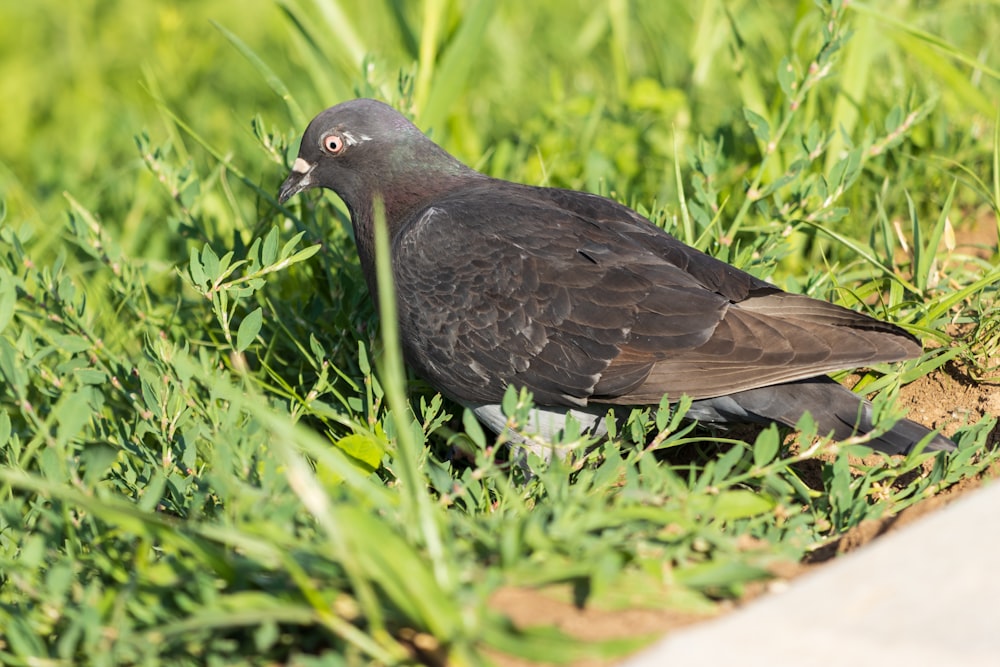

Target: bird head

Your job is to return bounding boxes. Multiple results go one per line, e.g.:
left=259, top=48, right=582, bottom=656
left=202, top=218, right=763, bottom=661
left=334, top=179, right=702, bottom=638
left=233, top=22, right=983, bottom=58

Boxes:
left=277, top=99, right=472, bottom=216
left=279, top=99, right=391, bottom=205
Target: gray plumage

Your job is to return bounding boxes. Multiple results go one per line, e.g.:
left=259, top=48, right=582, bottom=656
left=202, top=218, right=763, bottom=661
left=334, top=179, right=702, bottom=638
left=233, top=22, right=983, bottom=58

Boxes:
left=278, top=99, right=954, bottom=456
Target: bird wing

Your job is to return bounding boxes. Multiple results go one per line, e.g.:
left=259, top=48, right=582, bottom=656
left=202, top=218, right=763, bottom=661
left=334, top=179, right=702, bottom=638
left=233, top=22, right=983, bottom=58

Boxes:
left=391, top=182, right=921, bottom=407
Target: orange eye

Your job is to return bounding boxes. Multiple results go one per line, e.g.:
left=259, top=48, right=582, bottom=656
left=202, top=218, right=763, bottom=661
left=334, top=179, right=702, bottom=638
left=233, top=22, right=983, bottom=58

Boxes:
left=323, top=134, right=346, bottom=154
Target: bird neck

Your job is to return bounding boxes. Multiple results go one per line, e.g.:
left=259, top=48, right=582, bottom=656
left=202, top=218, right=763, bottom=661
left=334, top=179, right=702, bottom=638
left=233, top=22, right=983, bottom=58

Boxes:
left=350, top=160, right=484, bottom=299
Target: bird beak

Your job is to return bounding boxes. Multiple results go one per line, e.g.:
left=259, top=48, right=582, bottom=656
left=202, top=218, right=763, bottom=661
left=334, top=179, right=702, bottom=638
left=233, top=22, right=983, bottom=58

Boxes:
left=278, top=157, right=316, bottom=204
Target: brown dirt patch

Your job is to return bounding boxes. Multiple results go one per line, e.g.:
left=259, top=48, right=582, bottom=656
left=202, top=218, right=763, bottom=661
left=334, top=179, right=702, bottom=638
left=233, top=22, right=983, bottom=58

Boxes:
left=954, top=204, right=998, bottom=261
left=894, top=365, right=1000, bottom=443
left=484, top=586, right=711, bottom=667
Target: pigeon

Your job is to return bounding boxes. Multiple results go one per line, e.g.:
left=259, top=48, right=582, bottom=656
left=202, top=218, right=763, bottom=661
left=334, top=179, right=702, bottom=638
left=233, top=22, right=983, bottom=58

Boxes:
left=278, top=98, right=954, bottom=456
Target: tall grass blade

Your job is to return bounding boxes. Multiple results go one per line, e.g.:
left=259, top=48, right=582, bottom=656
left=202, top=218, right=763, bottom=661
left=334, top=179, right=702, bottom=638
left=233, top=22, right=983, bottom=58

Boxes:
left=372, top=197, right=454, bottom=593
left=212, top=20, right=306, bottom=126
left=419, top=0, right=496, bottom=131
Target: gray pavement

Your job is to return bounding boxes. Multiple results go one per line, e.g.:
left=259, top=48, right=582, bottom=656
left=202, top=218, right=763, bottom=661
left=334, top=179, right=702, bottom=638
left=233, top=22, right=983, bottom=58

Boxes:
left=623, top=480, right=1000, bottom=667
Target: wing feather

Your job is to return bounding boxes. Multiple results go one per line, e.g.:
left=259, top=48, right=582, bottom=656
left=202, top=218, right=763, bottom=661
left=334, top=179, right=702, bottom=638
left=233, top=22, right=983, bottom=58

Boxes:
left=392, top=182, right=921, bottom=408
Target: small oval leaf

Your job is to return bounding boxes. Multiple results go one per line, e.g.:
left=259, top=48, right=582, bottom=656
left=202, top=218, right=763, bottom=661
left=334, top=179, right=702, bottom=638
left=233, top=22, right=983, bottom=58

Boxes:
left=236, top=307, right=263, bottom=352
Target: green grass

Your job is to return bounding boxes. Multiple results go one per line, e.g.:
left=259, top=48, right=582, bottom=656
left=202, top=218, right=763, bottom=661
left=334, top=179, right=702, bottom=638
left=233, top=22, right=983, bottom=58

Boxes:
left=2, top=0, right=1000, bottom=665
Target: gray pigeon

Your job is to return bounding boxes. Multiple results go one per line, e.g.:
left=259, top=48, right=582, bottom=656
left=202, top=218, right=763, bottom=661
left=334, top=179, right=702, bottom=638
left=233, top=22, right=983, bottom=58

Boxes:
left=278, top=98, right=954, bottom=456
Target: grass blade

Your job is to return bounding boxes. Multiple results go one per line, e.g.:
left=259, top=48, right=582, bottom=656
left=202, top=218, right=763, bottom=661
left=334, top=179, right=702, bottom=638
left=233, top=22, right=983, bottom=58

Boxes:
left=212, top=20, right=306, bottom=126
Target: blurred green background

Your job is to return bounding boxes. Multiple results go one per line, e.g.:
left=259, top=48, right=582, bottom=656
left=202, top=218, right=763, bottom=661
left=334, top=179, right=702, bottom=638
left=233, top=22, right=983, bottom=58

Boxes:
left=1, top=1, right=284, bottom=236
left=5, top=0, right=997, bottom=254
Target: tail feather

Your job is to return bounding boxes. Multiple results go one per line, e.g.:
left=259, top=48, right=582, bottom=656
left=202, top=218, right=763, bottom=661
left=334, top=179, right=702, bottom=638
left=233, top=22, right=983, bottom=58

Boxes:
left=686, top=376, right=954, bottom=455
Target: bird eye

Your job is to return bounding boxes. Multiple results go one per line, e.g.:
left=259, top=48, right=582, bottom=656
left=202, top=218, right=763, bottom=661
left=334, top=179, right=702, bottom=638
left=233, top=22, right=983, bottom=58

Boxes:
left=322, top=133, right=346, bottom=155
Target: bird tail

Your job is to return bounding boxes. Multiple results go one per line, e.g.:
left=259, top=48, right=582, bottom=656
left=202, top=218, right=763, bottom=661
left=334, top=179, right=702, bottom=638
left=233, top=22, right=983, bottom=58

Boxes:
left=686, top=376, right=954, bottom=455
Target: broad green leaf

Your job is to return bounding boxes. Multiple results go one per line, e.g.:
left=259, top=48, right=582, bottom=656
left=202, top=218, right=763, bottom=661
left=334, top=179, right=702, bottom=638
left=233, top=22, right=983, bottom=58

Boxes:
left=777, top=56, right=796, bottom=96
left=714, top=490, right=776, bottom=520
left=335, top=433, right=385, bottom=472
left=262, top=226, right=279, bottom=265
left=743, top=107, right=771, bottom=145
left=236, top=307, right=263, bottom=352
left=462, top=408, right=487, bottom=449
left=0, top=268, right=15, bottom=332
left=752, top=426, right=780, bottom=469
